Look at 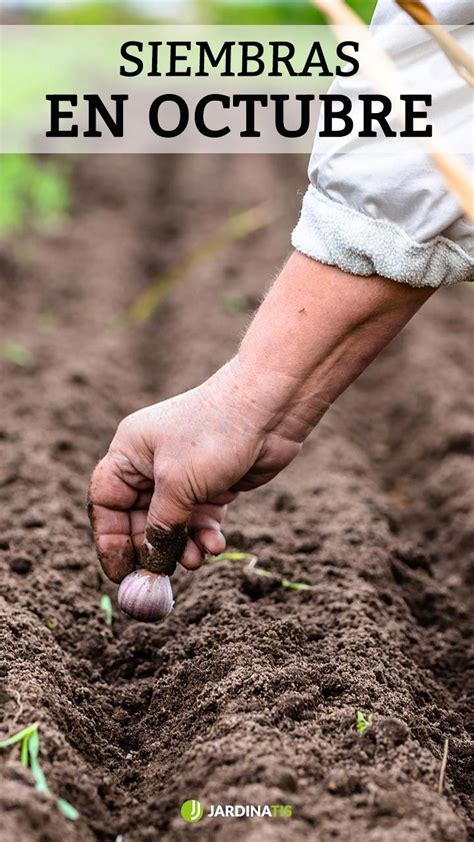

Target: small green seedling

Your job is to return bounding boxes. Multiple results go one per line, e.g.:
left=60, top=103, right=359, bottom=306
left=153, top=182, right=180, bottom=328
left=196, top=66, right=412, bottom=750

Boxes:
left=356, top=710, right=373, bottom=735
left=280, top=577, right=311, bottom=591
left=1, top=341, right=34, bottom=367
left=100, top=594, right=113, bottom=626
left=212, top=552, right=250, bottom=562
left=212, top=552, right=312, bottom=591
left=0, top=723, right=79, bottom=820
left=46, top=618, right=56, bottom=631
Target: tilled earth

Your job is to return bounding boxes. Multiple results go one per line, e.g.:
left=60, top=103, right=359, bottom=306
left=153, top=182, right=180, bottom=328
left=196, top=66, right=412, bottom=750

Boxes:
left=0, top=155, right=473, bottom=842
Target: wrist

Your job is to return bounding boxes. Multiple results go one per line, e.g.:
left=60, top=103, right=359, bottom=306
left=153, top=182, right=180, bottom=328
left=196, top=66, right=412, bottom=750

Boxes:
left=204, top=356, right=289, bottom=436
left=213, top=353, right=325, bottom=447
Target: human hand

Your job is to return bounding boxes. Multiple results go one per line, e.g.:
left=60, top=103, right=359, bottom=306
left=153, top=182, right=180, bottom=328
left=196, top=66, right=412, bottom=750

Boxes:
left=88, top=358, right=301, bottom=583
left=89, top=252, right=432, bottom=586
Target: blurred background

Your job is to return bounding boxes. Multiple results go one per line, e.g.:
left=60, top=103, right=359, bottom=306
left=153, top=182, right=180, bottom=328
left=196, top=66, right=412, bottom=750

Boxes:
left=0, top=0, right=377, bottom=237
left=3, top=0, right=377, bottom=25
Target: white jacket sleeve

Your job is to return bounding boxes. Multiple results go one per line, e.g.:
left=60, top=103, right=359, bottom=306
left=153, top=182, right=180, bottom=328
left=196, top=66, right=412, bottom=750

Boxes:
left=292, top=0, right=474, bottom=287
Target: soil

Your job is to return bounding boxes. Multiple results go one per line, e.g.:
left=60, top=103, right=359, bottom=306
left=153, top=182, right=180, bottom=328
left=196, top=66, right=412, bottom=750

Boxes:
left=0, top=154, right=473, bottom=842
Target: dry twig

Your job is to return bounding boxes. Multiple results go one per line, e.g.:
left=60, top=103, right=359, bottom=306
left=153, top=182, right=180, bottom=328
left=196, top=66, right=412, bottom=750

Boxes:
left=437, top=737, right=449, bottom=795
left=128, top=200, right=276, bottom=323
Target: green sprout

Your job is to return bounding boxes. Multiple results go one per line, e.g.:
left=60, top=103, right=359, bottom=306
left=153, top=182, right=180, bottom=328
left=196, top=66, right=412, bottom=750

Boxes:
left=212, top=552, right=250, bottom=562
left=0, top=723, right=79, bottom=820
left=1, top=341, right=34, bottom=367
left=100, top=594, right=113, bottom=626
left=356, top=710, right=373, bottom=735
left=280, top=578, right=311, bottom=591
left=46, top=618, right=56, bottom=631
left=212, top=552, right=311, bottom=591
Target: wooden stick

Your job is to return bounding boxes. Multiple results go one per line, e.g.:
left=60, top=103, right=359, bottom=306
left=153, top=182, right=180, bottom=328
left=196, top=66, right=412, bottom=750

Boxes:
left=310, top=0, right=474, bottom=222
left=396, top=0, right=474, bottom=85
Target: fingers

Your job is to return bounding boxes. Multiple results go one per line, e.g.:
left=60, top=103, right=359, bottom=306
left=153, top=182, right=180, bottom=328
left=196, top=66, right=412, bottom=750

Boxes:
left=88, top=454, right=141, bottom=583
left=146, top=485, right=193, bottom=532
left=208, top=491, right=239, bottom=506
left=179, top=502, right=227, bottom=569
left=182, top=537, right=204, bottom=570
left=231, top=469, right=279, bottom=492
left=96, top=534, right=136, bottom=584
left=195, top=528, right=226, bottom=556
left=90, top=452, right=236, bottom=579
left=142, top=479, right=193, bottom=574
left=181, top=531, right=225, bottom=571
left=130, top=508, right=147, bottom=552
left=89, top=453, right=139, bottom=510
left=143, top=497, right=229, bottom=571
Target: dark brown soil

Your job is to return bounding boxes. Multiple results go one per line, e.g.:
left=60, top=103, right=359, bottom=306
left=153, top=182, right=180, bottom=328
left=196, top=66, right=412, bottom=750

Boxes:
left=0, top=155, right=473, bottom=842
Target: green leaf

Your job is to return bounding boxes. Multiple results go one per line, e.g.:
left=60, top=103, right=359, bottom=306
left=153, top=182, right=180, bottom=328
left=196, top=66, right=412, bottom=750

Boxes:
left=57, top=797, right=79, bottom=821
left=100, top=594, right=113, bottom=626
left=356, top=710, right=372, bottom=735
left=0, top=721, right=78, bottom=820
left=0, top=722, right=38, bottom=748
left=27, top=726, right=39, bottom=763
left=28, top=728, right=49, bottom=794
left=21, top=734, right=30, bottom=767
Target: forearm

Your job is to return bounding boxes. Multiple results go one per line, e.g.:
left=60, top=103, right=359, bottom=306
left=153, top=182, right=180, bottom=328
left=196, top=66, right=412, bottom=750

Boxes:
left=234, top=251, right=434, bottom=442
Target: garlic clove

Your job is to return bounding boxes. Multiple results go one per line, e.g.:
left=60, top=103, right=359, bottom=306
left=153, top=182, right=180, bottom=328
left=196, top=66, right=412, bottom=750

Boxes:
left=118, top=569, right=174, bottom=623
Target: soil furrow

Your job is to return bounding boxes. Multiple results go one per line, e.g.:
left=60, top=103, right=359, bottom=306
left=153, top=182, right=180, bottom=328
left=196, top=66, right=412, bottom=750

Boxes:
left=1, top=155, right=472, bottom=842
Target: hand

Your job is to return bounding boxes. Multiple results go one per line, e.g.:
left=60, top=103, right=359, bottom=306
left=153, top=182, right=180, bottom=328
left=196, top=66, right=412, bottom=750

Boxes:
left=89, top=252, right=432, bottom=584
left=88, top=358, right=301, bottom=583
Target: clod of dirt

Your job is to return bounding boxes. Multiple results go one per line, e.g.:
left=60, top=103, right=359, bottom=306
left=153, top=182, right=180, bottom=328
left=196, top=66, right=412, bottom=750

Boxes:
left=9, top=556, right=33, bottom=575
left=140, top=525, right=187, bottom=575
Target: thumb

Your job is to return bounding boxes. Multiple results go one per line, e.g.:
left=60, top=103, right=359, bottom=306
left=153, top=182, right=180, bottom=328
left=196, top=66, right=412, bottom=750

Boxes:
left=141, top=477, right=193, bottom=576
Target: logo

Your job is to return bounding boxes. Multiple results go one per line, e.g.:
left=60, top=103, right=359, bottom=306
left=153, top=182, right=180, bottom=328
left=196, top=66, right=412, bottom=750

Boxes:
left=180, top=800, right=204, bottom=823
left=180, top=800, right=293, bottom=822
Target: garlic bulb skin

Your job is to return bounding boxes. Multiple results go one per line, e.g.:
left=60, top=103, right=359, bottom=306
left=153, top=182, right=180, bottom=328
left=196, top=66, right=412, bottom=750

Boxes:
left=118, top=569, right=174, bottom=622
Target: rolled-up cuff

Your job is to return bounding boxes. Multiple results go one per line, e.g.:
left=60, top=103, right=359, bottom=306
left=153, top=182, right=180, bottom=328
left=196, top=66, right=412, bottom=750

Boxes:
left=292, top=186, right=474, bottom=288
